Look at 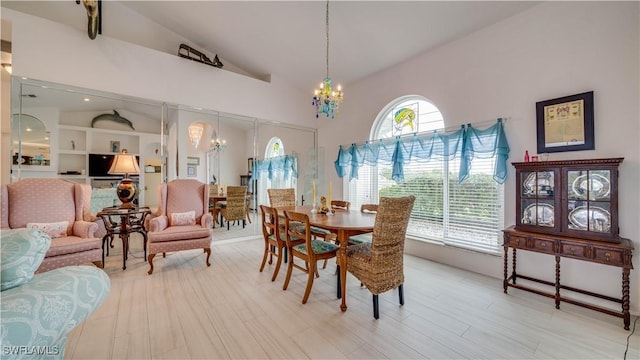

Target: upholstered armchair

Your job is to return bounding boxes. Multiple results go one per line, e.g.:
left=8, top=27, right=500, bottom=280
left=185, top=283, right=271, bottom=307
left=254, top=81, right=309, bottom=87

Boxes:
left=146, top=179, right=212, bottom=274
left=1, top=178, right=103, bottom=273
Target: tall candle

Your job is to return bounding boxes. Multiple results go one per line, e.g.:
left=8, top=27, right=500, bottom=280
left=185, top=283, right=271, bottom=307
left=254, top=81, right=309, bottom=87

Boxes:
left=312, top=181, right=316, bottom=204
left=328, top=181, right=332, bottom=206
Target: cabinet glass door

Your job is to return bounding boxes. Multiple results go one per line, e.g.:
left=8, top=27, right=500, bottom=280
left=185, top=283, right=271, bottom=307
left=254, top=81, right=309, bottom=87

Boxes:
left=566, top=170, right=611, bottom=233
left=520, top=171, right=555, bottom=227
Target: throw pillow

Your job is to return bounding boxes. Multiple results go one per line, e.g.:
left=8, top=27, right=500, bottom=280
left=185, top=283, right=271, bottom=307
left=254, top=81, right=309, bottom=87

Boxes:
left=0, top=228, right=51, bottom=291
left=26, top=221, right=69, bottom=238
left=170, top=210, right=196, bottom=226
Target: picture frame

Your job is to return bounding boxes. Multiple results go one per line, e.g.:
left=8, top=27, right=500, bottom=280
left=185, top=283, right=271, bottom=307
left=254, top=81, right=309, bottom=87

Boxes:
left=536, top=91, right=594, bottom=153
left=110, top=141, right=120, bottom=153
left=187, top=156, right=200, bottom=165
left=187, top=166, right=197, bottom=177
left=247, top=157, right=255, bottom=175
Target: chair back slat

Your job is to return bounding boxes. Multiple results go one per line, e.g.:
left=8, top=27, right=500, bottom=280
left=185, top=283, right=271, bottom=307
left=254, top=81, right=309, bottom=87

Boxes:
left=331, top=200, right=350, bottom=211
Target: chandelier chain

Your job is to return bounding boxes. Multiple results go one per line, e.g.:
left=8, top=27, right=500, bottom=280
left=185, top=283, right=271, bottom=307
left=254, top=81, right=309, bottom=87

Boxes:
left=325, top=0, right=329, bottom=78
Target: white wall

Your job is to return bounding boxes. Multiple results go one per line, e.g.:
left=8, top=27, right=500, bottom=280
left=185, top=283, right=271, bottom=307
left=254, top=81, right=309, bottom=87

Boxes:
left=320, top=2, right=640, bottom=313
left=2, top=8, right=312, bottom=128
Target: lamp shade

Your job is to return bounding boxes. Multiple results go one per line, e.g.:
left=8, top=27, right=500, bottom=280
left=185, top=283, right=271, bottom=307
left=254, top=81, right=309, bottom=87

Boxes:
left=108, top=150, right=140, bottom=208
left=108, top=151, right=140, bottom=176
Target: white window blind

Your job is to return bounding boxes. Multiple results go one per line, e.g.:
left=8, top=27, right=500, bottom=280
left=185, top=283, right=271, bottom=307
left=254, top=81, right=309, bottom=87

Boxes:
left=347, top=96, right=504, bottom=254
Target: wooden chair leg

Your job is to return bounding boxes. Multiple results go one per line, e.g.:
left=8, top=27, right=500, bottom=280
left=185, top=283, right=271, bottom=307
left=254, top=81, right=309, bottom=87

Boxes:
left=271, top=249, right=283, bottom=282
left=260, top=242, right=269, bottom=272
left=399, top=284, right=404, bottom=306
left=373, top=294, right=379, bottom=319
left=148, top=253, right=155, bottom=275
left=204, top=247, right=211, bottom=267
left=302, top=262, right=316, bottom=304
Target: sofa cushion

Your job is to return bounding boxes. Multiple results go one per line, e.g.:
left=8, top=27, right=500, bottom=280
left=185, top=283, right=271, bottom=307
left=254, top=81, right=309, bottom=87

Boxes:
left=26, top=221, right=69, bottom=238
left=45, top=236, right=102, bottom=258
left=1, top=229, right=51, bottom=291
left=148, top=225, right=211, bottom=243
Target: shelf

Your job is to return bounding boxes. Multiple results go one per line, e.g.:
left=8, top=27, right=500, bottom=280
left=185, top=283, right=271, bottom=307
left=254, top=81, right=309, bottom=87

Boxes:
left=59, top=150, right=87, bottom=155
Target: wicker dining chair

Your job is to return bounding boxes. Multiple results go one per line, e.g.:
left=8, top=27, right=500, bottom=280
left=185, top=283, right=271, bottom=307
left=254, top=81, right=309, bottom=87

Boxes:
left=348, top=204, right=379, bottom=244
left=259, top=205, right=303, bottom=282
left=220, top=186, right=248, bottom=230
left=267, top=188, right=296, bottom=207
left=346, top=195, right=415, bottom=319
left=283, top=210, right=339, bottom=304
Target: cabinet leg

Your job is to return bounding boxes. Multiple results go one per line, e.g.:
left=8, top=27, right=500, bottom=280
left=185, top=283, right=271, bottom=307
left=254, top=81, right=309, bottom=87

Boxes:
left=511, top=248, right=517, bottom=285
left=503, top=245, right=509, bottom=293
left=555, top=255, right=561, bottom=309
left=622, top=268, right=630, bottom=330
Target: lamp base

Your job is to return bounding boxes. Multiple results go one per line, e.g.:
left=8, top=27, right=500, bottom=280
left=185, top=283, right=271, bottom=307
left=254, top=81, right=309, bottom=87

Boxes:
left=116, top=178, right=137, bottom=208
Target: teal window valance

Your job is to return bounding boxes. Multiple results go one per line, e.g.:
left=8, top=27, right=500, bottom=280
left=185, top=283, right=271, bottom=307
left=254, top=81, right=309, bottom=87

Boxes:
left=252, top=154, right=298, bottom=181
left=335, top=119, right=509, bottom=184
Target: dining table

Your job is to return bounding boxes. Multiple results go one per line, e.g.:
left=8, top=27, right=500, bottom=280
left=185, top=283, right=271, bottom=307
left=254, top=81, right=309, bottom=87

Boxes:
left=275, top=205, right=376, bottom=312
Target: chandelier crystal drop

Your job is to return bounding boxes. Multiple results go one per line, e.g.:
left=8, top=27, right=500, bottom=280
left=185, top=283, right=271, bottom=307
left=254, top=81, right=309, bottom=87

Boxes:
left=312, top=0, right=343, bottom=119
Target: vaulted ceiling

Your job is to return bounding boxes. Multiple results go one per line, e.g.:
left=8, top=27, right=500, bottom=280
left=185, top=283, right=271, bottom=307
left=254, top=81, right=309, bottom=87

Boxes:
left=2, top=1, right=539, bottom=91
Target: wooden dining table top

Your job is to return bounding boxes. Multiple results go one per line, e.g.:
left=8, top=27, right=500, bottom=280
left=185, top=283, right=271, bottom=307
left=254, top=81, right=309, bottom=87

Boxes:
left=274, top=205, right=376, bottom=233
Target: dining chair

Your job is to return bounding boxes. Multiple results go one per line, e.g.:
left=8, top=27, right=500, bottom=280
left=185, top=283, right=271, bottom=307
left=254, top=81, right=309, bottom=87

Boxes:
left=346, top=195, right=415, bottom=319
left=220, top=186, right=248, bottom=230
left=267, top=188, right=296, bottom=207
left=330, top=200, right=350, bottom=211
left=283, top=210, right=339, bottom=304
left=348, top=203, right=379, bottom=244
left=259, top=205, right=303, bottom=281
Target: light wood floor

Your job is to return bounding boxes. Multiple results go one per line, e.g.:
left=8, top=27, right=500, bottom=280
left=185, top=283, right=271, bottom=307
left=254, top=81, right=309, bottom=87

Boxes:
left=66, top=233, right=639, bottom=359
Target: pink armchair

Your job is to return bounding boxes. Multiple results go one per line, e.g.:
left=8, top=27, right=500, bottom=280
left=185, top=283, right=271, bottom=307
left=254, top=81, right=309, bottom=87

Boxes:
left=1, top=178, right=103, bottom=273
left=146, top=179, right=213, bottom=274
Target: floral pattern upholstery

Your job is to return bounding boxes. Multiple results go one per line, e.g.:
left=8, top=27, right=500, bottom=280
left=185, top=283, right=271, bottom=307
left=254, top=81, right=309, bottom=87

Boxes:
left=0, top=266, right=110, bottom=360
left=0, top=229, right=51, bottom=291
left=292, top=239, right=339, bottom=255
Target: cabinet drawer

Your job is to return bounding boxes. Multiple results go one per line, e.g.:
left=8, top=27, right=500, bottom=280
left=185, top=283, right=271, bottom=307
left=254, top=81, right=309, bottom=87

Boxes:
left=506, top=235, right=528, bottom=249
left=560, top=243, right=589, bottom=258
left=594, top=248, right=623, bottom=266
left=532, top=239, right=554, bottom=253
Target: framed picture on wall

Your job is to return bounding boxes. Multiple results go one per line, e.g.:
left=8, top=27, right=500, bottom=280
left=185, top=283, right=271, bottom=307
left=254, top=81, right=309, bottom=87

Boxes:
left=187, top=166, right=197, bottom=177
left=187, top=156, right=200, bottom=165
left=110, top=141, right=120, bottom=153
left=536, top=91, right=594, bottom=153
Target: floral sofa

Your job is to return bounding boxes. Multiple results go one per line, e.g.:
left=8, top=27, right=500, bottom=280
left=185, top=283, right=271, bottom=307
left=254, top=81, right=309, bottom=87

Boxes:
left=0, top=228, right=110, bottom=359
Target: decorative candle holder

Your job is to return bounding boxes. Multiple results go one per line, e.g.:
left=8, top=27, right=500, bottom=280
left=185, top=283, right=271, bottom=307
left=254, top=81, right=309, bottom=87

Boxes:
left=311, top=202, right=318, bottom=214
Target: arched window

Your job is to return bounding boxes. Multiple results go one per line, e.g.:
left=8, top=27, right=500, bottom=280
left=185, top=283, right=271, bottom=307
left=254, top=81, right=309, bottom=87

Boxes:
left=258, top=137, right=297, bottom=206
left=347, top=95, right=504, bottom=253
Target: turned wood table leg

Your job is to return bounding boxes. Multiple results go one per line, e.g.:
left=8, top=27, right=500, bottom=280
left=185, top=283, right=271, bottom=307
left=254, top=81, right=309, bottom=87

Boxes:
left=622, top=268, right=631, bottom=330
left=555, top=255, right=561, bottom=309
left=503, top=245, right=509, bottom=293
left=511, top=248, right=517, bottom=285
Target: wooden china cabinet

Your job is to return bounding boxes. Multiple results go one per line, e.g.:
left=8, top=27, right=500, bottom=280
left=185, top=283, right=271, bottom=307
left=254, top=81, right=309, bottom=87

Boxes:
left=503, top=158, right=634, bottom=330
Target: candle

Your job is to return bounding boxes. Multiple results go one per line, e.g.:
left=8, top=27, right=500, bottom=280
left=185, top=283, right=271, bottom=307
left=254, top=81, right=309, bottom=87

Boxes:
left=312, top=181, right=316, bottom=204
left=328, top=181, right=332, bottom=206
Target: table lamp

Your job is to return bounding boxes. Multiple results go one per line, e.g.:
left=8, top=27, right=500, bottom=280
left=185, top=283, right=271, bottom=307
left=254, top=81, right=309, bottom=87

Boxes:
left=108, top=149, right=140, bottom=208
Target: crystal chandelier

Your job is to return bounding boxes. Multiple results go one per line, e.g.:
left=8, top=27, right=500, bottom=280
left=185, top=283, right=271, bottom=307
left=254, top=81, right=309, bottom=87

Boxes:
left=312, top=0, right=343, bottom=119
left=211, top=138, right=227, bottom=153
left=188, top=122, right=204, bottom=149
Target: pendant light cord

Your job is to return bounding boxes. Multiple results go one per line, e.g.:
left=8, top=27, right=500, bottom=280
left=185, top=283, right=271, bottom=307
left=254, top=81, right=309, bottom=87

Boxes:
left=325, top=0, right=330, bottom=79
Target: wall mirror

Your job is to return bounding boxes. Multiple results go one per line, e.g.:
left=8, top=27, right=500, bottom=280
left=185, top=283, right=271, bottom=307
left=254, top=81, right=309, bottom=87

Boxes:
left=11, top=113, right=50, bottom=166
left=8, top=77, right=319, bottom=238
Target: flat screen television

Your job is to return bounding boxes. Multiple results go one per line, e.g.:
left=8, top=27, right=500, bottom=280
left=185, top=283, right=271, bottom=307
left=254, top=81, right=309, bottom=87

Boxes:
left=89, top=153, right=140, bottom=177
